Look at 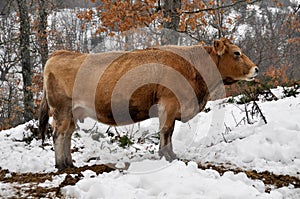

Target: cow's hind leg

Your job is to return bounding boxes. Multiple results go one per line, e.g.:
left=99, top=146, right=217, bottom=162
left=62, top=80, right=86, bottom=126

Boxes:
left=158, top=103, right=178, bottom=162
left=63, top=120, right=75, bottom=168
left=52, top=111, right=74, bottom=170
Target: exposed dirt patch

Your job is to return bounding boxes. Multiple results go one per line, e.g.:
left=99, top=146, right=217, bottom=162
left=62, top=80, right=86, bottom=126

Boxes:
left=0, top=169, right=9, bottom=180
left=2, top=171, right=53, bottom=184
left=196, top=162, right=300, bottom=193
left=0, top=164, right=115, bottom=199
left=0, top=162, right=299, bottom=198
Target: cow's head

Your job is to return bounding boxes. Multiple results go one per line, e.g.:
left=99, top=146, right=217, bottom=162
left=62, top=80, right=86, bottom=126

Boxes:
left=212, top=38, right=258, bottom=85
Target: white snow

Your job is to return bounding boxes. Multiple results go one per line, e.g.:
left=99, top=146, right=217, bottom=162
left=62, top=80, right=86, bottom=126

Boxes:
left=0, top=87, right=300, bottom=198
left=61, top=160, right=280, bottom=199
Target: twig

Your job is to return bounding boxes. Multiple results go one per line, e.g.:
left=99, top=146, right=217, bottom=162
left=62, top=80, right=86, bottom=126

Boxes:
left=114, top=127, right=120, bottom=137
left=236, top=117, right=246, bottom=127
left=253, top=101, right=267, bottom=124
left=183, top=0, right=262, bottom=14
left=221, top=123, right=232, bottom=143
left=105, top=126, right=111, bottom=134
left=244, top=104, right=253, bottom=124
left=221, top=133, right=228, bottom=143
left=231, top=110, right=238, bottom=126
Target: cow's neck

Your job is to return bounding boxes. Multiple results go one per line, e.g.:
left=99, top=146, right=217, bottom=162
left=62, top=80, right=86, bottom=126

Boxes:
left=203, top=46, right=219, bottom=66
left=202, top=46, right=226, bottom=99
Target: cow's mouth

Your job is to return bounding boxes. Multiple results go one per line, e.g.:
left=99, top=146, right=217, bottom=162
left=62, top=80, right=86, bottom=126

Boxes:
left=223, top=75, right=256, bottom=85
left=246, top=73, right=258, bottom=81
left=223, top=77, right=238, bottom=85
left=246, top=76, right=255, bottom=81
left=246, top=67, right=259, bottom=81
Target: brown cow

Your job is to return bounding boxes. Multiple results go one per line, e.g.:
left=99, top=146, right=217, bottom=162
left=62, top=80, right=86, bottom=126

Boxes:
left=39, top=38, right=258, bottom=170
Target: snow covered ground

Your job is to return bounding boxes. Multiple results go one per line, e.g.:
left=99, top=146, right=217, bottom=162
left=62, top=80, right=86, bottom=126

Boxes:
left=0, top=87, right=299, bottom=198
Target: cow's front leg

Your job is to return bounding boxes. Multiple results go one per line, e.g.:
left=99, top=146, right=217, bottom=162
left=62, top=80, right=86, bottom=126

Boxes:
left=159, top=122, right=177, bottom=161
left=158, top=102, right=178, bottom=162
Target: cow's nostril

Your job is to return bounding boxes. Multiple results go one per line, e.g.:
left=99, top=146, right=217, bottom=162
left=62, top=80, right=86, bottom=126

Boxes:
left=255, top=67, right=259, bottom=73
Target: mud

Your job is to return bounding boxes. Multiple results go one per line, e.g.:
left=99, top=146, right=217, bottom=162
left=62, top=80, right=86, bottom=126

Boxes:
left=196, top=162, right=300, bottom=193
left=0, top=162, right=299, bottom=198
left=0, top=164, right=115, bottom=199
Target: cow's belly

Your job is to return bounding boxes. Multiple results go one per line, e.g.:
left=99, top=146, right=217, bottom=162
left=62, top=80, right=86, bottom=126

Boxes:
left=96, top=108, right=152, bottom=126
left=94, top=83, right=158, bottom=125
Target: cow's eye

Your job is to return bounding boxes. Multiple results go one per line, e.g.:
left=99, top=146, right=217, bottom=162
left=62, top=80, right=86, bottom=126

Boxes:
left=234, top=51, right=241, bottom=57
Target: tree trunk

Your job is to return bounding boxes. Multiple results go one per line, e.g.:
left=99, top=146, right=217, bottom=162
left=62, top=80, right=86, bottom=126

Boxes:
left=37, top=0, right=49, bottom=69
left=161, top=0, right=181, bottom=45
left=16, top=0, right=34, bottom=122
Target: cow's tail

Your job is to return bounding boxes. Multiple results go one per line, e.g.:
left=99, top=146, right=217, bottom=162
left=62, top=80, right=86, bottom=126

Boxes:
left=38, top=87, right=49, bottom=144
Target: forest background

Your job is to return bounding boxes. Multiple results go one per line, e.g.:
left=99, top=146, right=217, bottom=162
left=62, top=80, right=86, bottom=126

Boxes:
left=0, top=0, right=299, bottom=130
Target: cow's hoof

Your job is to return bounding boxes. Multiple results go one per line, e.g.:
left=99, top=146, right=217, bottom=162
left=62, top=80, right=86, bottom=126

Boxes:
left=55, top=164, right=66, bottom=171
left=55, top=163, right=75, bottom=171
left=159, top=150, right=178, bottom=162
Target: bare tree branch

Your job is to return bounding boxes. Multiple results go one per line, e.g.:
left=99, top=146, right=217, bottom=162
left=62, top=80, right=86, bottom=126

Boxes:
left=182, top=0, right=262, bottom=14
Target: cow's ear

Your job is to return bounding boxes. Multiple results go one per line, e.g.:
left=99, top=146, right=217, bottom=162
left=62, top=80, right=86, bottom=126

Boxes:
left=213, top=39, right=226, bottom=56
